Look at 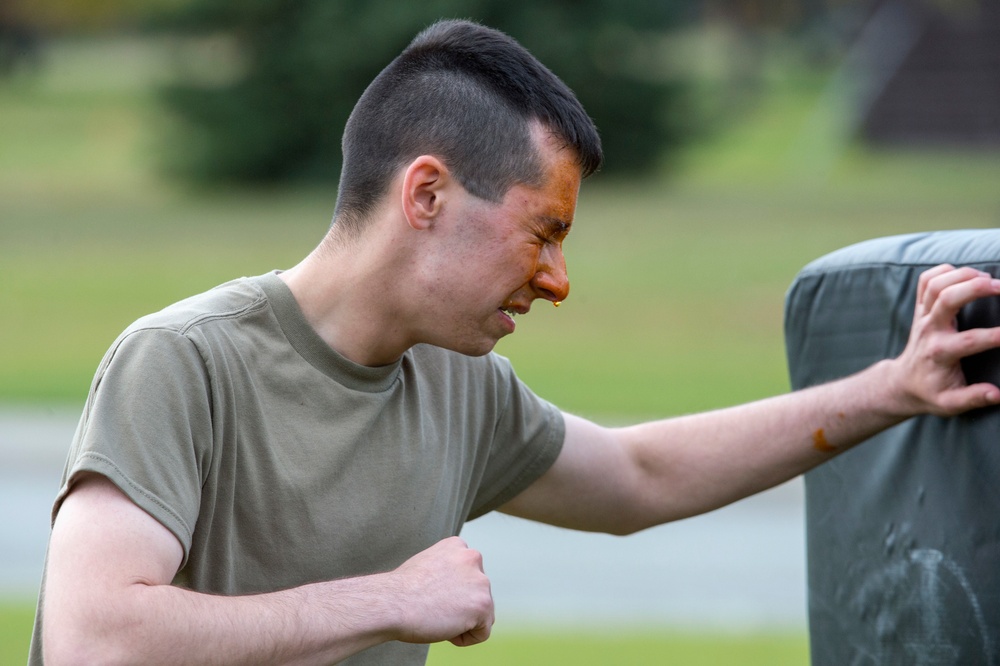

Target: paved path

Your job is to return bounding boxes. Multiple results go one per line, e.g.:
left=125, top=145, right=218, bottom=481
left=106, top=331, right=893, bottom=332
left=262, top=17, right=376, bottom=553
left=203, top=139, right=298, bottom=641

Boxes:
left=0, top=405, right=807, bottom=630
left=0, top=406, right=75, bottom=600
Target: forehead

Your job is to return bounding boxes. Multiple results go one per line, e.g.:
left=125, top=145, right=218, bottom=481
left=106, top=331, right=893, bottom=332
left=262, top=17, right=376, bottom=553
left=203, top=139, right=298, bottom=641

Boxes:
left=528, top=126, right=583, bottom=219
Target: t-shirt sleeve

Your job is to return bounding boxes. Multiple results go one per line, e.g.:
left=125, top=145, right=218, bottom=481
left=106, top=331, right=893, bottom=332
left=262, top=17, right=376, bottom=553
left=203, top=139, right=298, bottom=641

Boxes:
left=466, top=356, right=565, bottom=519
left=54, top=327, right=213, bottom=565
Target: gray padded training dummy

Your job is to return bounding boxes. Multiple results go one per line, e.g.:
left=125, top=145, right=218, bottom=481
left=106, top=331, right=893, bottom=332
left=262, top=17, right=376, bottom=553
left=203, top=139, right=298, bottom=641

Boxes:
left=784, top=230, right=1000, bottom=666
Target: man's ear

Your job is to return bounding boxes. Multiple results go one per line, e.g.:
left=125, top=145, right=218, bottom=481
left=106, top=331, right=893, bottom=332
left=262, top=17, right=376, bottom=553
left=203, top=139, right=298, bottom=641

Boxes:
left=401, top=155, right=450, bottom=231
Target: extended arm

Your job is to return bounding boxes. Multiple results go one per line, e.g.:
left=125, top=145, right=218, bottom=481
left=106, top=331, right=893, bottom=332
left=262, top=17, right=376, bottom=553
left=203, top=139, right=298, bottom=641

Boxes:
left=503, top=265, right=1000, bottom=534
left=43, top=474, right=493, bottom=666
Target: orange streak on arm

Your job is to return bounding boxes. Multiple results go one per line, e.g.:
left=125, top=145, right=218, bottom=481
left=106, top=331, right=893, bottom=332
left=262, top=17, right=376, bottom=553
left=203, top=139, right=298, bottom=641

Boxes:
left=812, top=428, right=837, bottom=453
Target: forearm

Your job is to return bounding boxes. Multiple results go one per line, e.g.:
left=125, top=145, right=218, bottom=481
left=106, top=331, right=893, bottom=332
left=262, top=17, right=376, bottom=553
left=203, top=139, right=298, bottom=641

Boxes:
left=619, top=358, right=910, bottom=525
left=46, top=572, right=401, bottom=666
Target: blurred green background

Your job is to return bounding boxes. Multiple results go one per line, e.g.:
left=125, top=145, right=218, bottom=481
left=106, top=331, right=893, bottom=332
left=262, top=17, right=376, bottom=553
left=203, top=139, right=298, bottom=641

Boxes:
left=3, top=0, right=999, bottom=663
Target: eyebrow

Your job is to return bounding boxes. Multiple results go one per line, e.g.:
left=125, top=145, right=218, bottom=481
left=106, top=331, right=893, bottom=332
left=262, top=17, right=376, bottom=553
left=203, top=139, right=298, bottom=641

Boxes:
left=540, top=216, right=572, bottom=235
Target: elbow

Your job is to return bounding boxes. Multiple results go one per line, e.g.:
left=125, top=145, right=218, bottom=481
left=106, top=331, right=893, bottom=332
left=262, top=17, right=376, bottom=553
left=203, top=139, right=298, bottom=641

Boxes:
left=604, top=519, right=643, bottom=537
left=46, top=638, right=130, bottom=666
left=46, top=639, right=141, bottom=666
left=588, top=505, right=659, bottom=536
left=45, top=641, right=111, bottom=666
left=44, top=617, right=145, bottom=666
left=602, top=493, right=695, bottom=536
left=605, top=516, right=660, bottom=537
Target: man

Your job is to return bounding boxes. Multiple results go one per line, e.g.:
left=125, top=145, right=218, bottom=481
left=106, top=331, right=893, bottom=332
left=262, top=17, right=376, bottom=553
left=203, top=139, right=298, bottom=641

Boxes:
left=32, top=19, right=1000, bottom=666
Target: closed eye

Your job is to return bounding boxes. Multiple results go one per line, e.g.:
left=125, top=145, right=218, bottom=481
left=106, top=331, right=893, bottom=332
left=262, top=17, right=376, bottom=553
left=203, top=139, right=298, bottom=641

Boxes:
left=539, top=217, right=571, bottom=244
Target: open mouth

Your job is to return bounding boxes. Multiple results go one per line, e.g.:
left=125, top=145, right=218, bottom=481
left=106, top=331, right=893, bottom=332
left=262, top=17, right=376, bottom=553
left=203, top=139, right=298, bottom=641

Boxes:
left=498, top=306, right=520, bottom=332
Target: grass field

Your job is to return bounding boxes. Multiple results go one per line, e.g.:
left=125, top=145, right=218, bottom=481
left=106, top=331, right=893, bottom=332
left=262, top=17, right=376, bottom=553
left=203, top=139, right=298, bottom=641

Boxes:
left=427, top=629, right=810, bottom=665
left=3, top=36, right=1000, bottom=664
left=0, top=600, right=809, bottom=665
left=0, top=603, right=34, bottom=664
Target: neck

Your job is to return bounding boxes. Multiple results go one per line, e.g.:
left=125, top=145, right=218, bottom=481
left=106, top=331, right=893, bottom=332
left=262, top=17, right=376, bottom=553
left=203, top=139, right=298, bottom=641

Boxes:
left=278, top=230, right=416, bottom=367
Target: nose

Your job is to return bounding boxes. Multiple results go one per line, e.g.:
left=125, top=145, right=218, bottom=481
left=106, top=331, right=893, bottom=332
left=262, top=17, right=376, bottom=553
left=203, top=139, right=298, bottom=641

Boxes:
left=532, top=244, right=570, bottom=304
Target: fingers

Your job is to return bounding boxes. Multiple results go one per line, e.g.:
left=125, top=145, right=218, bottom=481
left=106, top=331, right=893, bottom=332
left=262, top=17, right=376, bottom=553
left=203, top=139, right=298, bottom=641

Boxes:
left=938, top=382, right=1000, bottom=416
left=941, top=325, right=1000, bottom=362
left=449, top=620, right=494, bottom=647
left=916, top=263, right=955, bottom=308
left=919, top=265, right=1000, bottom=320
left=899, top=264, right=1000, bottom=417
left=438, top=539, right=494, bottom=646
left=392, top=537, right=495, bottom=646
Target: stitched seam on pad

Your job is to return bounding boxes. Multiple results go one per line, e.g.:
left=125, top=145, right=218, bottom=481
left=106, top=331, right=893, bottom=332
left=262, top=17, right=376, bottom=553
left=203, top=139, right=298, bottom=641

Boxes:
left=801, top=258, right=1000, bottom=277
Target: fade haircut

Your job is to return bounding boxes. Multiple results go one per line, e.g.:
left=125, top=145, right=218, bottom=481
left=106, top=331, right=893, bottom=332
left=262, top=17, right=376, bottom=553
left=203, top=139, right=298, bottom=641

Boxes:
left=333, top=19, right=602, bottom=234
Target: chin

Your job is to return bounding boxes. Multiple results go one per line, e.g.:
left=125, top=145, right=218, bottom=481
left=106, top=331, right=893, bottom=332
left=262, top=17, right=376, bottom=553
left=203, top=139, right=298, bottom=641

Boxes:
left=437, top=337, right=500, bottom=358
left=455, top=343, right=497, bottom=358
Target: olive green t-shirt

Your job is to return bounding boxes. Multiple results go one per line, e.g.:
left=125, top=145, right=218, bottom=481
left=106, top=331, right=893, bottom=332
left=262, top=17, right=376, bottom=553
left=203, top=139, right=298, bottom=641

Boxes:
left=31, top=272, right=564, bottom=665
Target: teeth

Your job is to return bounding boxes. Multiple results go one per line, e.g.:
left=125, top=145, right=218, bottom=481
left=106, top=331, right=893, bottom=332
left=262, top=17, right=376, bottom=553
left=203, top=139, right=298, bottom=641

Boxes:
left=502, top=307, right=516, bottom=317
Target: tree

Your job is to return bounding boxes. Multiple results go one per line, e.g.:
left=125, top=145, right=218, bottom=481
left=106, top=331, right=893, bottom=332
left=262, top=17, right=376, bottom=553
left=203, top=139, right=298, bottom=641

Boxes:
left=154, top=0, right=690, bottom=183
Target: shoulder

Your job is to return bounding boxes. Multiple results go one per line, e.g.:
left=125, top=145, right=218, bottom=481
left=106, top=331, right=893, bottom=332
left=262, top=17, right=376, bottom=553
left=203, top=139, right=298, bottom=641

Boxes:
left=127, top=277, right=270, bottom=337
left=94, top=277, right=274, bottom=383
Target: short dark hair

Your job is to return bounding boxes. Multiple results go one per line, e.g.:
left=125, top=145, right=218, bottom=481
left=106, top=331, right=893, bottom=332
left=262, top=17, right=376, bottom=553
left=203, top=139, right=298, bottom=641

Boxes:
left=333, top=19, right=602, bottom=233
